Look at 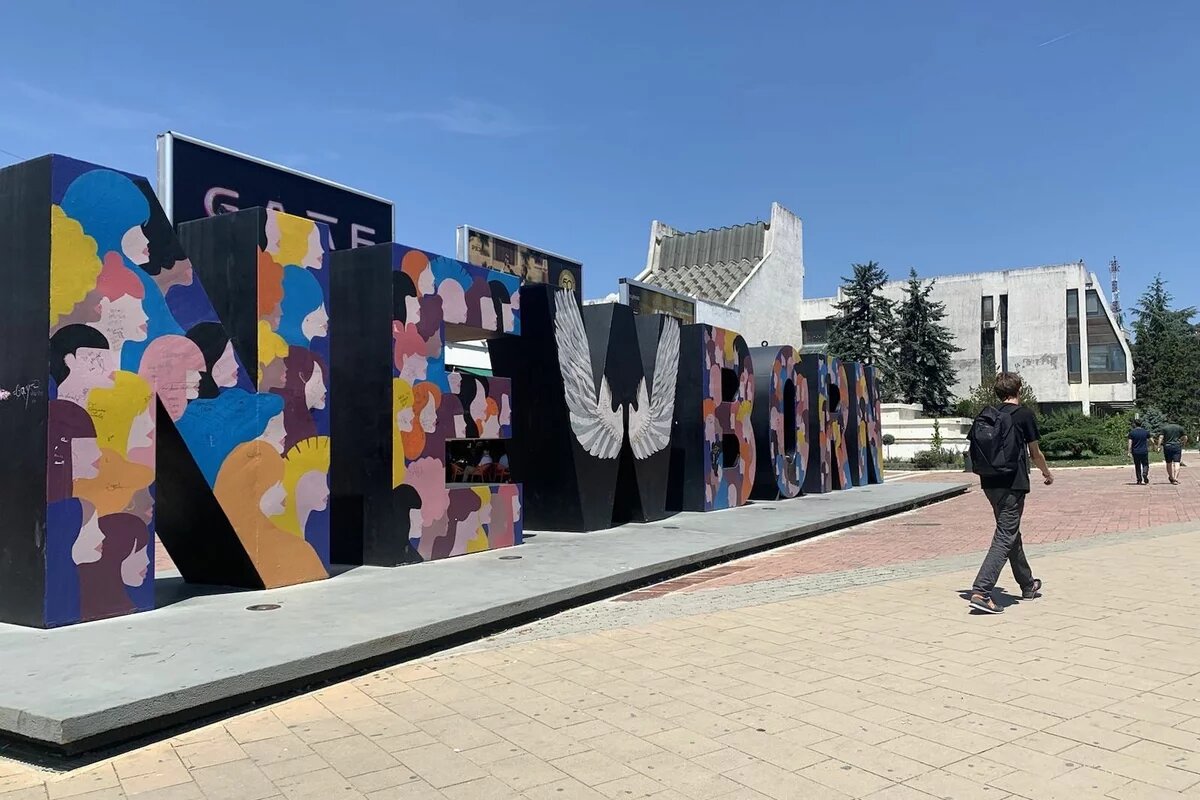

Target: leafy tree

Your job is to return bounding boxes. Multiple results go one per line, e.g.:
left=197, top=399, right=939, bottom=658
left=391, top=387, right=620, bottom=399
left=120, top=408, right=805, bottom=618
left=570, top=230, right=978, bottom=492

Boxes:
left=827, top=261, right=898, bottom=398
left=1131, top=275, right=1200, bottom=431
left=953, top=370, right=1039, bottom=419
left=895, top=269, right=960, bottom=414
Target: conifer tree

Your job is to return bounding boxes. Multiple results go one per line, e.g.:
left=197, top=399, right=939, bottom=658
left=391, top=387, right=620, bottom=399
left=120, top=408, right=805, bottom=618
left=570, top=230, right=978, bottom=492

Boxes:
left=895, top=268, right=960, bottom=413
left=1132, top=275, right=1200, bottom=429
left=827, top=261, right=897, bottom=398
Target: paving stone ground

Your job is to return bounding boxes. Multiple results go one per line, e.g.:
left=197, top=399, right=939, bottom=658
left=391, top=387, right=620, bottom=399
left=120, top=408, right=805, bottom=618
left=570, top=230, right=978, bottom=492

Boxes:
left=7, top=467, right=1200, bottom=799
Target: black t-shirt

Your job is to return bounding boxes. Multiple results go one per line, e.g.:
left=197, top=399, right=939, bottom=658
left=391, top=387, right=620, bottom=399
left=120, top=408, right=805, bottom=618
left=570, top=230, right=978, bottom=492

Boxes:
left=1128, top=427, right=1151, bottom=456
left=1161, top=423, right=1186, bottom=447
left=980, top=404, right=1040, bottom=493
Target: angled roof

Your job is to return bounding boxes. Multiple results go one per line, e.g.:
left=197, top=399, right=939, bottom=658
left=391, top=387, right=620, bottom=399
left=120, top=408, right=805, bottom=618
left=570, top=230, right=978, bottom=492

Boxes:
left=643, top=221, right=766, bottom=304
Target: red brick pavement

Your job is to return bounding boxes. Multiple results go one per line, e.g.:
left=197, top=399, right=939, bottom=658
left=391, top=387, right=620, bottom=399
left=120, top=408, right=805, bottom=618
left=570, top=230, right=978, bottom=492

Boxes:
left=618, top=465, right=1200, bottom=599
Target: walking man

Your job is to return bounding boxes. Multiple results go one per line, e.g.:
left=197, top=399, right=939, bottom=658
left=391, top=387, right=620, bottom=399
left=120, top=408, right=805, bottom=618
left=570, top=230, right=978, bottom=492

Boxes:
left=1128, top=418, right=1151, bottom=485
left=966, top=372, right=1053, bottom=614
left=1158, top=420, right=1188, bottom=485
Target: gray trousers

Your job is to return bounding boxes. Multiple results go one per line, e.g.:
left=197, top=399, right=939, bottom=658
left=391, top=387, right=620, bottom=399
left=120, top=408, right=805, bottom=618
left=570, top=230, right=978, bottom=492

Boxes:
left=972, top=487, right=1035, bottom=595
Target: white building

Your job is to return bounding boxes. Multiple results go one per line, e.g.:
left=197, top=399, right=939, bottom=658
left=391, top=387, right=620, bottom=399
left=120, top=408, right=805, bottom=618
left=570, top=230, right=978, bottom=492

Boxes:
left=633, top=202, right=805, bottom=346
left=801, top=262, right=1134, bottom=414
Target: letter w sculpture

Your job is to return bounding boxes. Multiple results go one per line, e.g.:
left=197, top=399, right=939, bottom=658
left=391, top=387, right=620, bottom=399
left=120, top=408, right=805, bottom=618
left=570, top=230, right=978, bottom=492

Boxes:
left=490, top=286, right=680, bottom=531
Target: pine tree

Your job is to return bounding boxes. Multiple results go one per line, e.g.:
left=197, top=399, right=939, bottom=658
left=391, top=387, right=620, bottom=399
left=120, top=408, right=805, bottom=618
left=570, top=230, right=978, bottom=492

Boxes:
left=895, top=268, right=960, bottom=414
left=1132, top=275, right=1200, bottom=429
left=827, top=261, right=897, bottom=398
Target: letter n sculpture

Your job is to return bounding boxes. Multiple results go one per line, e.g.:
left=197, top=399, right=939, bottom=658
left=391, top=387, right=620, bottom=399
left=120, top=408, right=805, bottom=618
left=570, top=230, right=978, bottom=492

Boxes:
left=0, top=156, right=330, bottom=628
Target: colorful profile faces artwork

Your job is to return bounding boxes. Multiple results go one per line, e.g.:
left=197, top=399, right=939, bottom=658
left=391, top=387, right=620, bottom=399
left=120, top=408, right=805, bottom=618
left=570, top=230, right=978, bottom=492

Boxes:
left=389, top=246, right=523, bottom=561
left=862, top=365, right=885, bottom=484
left=827, top=356, right=853, bottom=490
left=700, top=327, right=756, bottom=511
left=846, top=361, right=870, bottom=487
left=44, top=158, right=329, bottom=624
left=765, top=347, right=809, bottom=498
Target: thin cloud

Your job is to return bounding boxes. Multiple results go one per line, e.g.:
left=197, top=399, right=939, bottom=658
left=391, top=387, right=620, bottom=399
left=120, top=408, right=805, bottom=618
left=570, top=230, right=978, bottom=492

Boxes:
left=1038, top=31, right=1075, bottom=47
left=389, top=98, right=544, bottom=137
left=6, top=80, right=168, bottom=132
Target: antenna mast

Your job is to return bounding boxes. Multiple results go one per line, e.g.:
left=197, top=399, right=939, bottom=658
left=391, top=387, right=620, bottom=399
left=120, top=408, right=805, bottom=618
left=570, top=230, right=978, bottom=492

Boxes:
left=1110, top=257, right=1123, bottom=329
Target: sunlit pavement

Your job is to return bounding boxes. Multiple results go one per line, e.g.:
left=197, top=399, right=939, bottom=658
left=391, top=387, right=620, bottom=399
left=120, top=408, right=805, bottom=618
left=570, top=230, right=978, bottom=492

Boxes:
left=7, top=467, right=1200, bottom=799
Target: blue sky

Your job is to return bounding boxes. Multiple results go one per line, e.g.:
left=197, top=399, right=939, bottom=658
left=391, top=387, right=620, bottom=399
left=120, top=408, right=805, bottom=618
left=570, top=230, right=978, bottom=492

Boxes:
left=3, top=1, right=1198, bottom=313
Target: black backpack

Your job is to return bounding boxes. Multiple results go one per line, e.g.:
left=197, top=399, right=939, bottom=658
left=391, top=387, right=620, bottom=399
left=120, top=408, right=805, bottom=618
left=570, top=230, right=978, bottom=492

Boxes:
left=968, top=406, right=1022, bottom=476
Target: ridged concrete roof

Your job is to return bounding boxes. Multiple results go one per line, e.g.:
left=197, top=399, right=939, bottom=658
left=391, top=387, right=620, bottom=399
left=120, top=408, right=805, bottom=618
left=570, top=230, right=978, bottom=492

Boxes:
left=645, top=222, right=766, bottom=303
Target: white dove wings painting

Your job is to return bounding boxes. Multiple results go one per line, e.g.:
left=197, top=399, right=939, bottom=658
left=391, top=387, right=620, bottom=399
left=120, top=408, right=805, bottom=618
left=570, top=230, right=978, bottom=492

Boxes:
left=553, top=290, right=680, bottom=462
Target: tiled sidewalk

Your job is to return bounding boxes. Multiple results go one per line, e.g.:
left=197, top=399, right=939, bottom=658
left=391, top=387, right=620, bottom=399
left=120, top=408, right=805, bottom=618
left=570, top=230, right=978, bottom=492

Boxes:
left=6, top=472, right=1200, bottom=799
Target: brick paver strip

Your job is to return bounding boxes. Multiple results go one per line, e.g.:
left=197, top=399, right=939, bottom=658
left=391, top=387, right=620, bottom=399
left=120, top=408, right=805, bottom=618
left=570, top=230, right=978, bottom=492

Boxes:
left=5, top=469, right=1200, bottom=799
left=622, top=466, right=1200, bottom=598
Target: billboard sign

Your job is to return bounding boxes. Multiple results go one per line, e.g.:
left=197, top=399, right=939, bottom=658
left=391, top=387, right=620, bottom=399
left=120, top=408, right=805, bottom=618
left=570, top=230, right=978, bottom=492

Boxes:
left=156, top=131, right=394, bottom=250
left=620, top=278, right=696, bottom=325
left=456, top=225, right=583, bottom=303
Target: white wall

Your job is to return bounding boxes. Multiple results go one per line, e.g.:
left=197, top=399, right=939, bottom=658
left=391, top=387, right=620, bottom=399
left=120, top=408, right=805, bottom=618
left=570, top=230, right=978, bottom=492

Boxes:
left=880, top=404, right=972, bottom=460
left=728, top=203, right=804, bottom=348
left=695, top=298, right=742, bottom=332
left=445, top=341, right=491, bottom=371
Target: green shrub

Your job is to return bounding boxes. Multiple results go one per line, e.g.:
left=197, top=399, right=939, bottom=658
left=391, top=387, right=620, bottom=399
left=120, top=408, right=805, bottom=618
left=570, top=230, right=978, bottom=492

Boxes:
left=1040, top=409, right=1088, bottom=436
left=882, top=434, right=896, bottom=446
left=1040, top=428, right=1104, bottom=458
left=910, top=447, right=962, bottom=470
left=1040, top=409, right=1132, bottom=457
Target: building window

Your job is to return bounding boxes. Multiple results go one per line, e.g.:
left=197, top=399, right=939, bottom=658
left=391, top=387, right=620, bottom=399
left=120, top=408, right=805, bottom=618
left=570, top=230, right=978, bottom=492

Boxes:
left=1084, top=289, right=1126, bottom=384
left=1088, top=343, right=1126, bottom=374
left=1066, top=289, right=1082, bottom=383
left=999, top=295, right=1009, bottom=372
left=802, top=319, right=829, bottom=345
left=981, top=328, right=996, bottom=381
left=982, top=296, right=994, bottom=323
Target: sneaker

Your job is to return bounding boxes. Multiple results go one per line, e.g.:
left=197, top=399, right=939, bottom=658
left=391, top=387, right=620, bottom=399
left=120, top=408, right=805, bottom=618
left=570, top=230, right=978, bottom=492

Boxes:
left=969, top=593, right=1003, bottom=614
left=1022, top=578, right=1043, bottom=600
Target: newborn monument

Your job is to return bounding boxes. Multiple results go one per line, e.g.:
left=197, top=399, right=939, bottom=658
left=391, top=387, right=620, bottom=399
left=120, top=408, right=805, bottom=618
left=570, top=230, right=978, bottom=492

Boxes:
left=0, top=152, right=883, bottom=629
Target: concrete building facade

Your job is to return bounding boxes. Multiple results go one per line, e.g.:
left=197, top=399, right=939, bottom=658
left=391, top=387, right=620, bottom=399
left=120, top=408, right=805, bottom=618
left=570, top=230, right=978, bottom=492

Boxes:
left=635, top=202, right=804, bottom=346
left=801, top=262, right=1134, bottom=414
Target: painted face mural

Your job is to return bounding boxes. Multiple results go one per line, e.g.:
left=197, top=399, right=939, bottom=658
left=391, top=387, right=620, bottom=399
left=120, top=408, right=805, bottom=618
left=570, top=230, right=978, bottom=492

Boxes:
left=800, top=354, right=833, bottom=494
left=862, top=364, right=885, bottom=485
left=26, top=160, right=332, bottom=627
left=654, top=324, right=756, bottom=513
left=328, top=244, right=522, bottom=567
left=749, top=345, right=809, bottom=500
left=3, top=150, right=888, bottom=631
left=826, top=356, right=854, bottom=490
left=392, top=249, right=521, bottom=562
left=844, top=361, right=870, bottom=487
